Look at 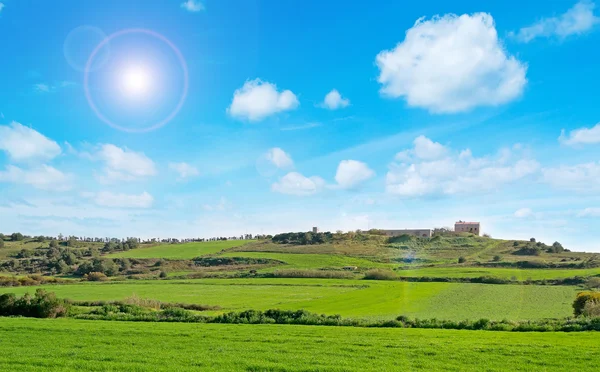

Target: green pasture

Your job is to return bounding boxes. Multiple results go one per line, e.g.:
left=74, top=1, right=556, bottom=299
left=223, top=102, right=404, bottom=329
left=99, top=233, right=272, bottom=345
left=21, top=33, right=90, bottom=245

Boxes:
left=107, top=240, right=253, bottom=259
left=397, top=266, right=600, bottom=280
left=0, top=318, right=596, bottom=371
left=0, top=278, right=577, bottom=320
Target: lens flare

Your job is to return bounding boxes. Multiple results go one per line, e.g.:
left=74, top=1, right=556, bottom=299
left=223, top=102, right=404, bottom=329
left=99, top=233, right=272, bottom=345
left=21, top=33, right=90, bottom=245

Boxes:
left=84, top=28, right=189, bottom=133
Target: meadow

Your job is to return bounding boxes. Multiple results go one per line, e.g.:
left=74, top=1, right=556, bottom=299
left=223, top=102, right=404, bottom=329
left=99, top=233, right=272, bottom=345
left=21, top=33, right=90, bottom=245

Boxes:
left=0, top=318, right=597, bottom=371
left=107, top=240, right=252, bottom=259
left=0, top=278, right=577, bottom=320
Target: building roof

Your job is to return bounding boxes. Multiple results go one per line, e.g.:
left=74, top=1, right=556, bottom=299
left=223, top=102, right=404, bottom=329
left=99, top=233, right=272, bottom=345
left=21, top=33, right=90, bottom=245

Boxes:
left=455, top=221, right=480, bottom=225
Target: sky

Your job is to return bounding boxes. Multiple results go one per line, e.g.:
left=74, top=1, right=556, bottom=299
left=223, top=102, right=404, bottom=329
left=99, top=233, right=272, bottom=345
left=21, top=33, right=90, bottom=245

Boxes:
left=1, top=0, right=600, bottom=251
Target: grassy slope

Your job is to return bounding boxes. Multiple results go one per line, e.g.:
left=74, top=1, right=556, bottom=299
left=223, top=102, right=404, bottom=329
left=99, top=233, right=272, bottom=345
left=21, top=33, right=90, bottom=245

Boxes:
left=0, top=241, right=47, bottom=259
left=0, top=278, right=577, bottom=320
left=107, top=240, right=253, bottom=259
left=0, top=318, right=597, bottom=372
left=218, top=251, right=390, bottom=269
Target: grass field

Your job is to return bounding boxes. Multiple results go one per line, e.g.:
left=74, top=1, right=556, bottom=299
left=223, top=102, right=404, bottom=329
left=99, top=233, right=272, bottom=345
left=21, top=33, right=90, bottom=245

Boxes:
left=0, top=278, right=577, bottom=320
left=218, top=251, right=389, bottom=269
left=396, top=266, right=600, bottom=280
left=0, top=318, right=597, bottom=371
left=107, top=240, right=253, bottom=259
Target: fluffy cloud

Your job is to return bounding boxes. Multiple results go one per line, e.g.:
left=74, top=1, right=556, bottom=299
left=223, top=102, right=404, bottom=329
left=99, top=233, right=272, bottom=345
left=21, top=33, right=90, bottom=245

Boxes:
left=95, top=144, right=156, bottom=183
left=542, top=162, right=600, bottom=192
left=386, top=136, right=539, bottom=197
left=321, top=89, right=350, bottom=110
left=559, top=123, right=600, bottom=145
left=227, top=79, right=299, bottom=121
left=181, top=0, right=204, bottom=12
left=0, top=3, right=5, bottom=13
left=514, top=208, right=534, bottom=218
left=265, top=148, right=293, bottom=169
left=0, top=165, right=72, bottom=191
left=85, top=191, right=154, bottom=208
left=512, top=1, right=599, bottom=42
left=169, top=162, right=200, bottom=179
left=334, top=160, right=375, bottom=189
left=0, top=122, right=61, bottom=162
left=375, top=13, right=527, bottom=113
left=578, top=207, right=600, bottom=217
left=272, top=172, right=325, bottom=196
left=33, top=81, right=75, bottom=94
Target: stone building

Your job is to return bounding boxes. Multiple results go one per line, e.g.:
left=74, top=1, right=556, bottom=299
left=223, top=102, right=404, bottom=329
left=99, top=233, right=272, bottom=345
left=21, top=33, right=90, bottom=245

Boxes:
left=454, top=221, right=480, bottom=236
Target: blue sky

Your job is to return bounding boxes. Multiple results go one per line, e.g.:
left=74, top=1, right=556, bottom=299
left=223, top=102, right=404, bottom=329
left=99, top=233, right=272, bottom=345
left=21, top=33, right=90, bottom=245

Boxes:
left=1, top=0, right=600, bottom=251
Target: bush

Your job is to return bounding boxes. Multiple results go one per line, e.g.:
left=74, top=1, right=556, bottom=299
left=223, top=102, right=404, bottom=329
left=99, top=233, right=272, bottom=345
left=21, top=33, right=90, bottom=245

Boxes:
left=587, top=277, right=600, bottom=289
left=492, top=255, right=502, bottom=262
left=84, top=272, right=109, bottom=281
left=573, top=291, right=600, bottom=316
left=0, top=289, right=70, bottom=318
left=363, top=269, right=397, bottom=280
left=458, top=256, right=467, bottom=264
left=159, top=271, right=168, bottom=278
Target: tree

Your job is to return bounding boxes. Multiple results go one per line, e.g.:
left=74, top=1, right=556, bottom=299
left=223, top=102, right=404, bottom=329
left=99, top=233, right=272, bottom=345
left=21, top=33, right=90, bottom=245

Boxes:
left=458, top=256, right=467, bottom=264
left=492, top=255, right=501, bottom=262
left=0, top=238, right=4, bottom=249
left=11, top=232, right=24, bottom=241
left=49, top=239, right=59, bottom=249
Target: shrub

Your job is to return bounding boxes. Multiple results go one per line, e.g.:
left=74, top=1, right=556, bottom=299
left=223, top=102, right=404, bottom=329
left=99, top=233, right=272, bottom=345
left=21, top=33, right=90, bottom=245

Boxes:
left=159, top=271, right=168, bottom=278
left=573, top=291, right=600, bottom=316
left=587, top=277, right=600, bottom=289
left=85, top=272, right=109, bottom=281
left=492, top=255, right=502, bottom=262
left=363, top=269, right=397, bottom=280
left=0, top=289, right=70, bottom=318
left=458, top=256, right=467, bottom=264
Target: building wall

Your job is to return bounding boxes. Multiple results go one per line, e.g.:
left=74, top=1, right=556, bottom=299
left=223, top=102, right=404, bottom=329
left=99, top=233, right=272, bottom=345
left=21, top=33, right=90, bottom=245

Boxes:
left=381, top=229, right=432, bottom=238
left=454, top=222, right=480, bottom=236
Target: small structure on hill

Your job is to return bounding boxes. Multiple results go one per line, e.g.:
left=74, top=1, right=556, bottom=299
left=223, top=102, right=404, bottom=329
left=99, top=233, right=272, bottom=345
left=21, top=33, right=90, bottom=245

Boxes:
left=380, top=229, right=432, bottom=238
left=312, top=227, right=319, bottom=233
left=454, top=221, right=480, bottom=236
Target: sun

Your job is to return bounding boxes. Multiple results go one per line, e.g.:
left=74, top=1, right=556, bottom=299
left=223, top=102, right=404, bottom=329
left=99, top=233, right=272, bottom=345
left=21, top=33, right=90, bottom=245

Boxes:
left=120, top=66, right=152, bottom=98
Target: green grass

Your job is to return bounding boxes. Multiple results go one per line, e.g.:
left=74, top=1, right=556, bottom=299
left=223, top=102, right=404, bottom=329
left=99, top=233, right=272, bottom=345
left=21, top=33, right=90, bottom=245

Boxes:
left=107, top=240, right=253, bottom=259
left=0, top=318, right=597, bottom=371
left=0, top=278, right=577, bottom=320
left=0, top=241, right=46, bottom=259
left=397, top=266, right=600, bottom=280
left=217, top=251, right=390, bottom=269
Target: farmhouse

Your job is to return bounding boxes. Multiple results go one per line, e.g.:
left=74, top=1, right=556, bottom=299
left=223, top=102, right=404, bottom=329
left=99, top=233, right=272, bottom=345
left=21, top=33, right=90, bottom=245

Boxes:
left=454, top=221, right=480, bottom=236
left=380, top=229, right=432, bottom=238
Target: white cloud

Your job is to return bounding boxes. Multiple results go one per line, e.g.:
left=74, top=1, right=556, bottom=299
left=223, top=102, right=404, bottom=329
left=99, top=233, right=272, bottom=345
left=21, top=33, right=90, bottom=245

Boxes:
left=272, top=172, right=325, bottom=196
left=514, top=208, right=534, bottom=218
left=227, top=79, right=299, bottom=121
left=85, top=191, right=154, bottom=208
left=0, top=165, right=72, bottom=191
left=578, top=207, right=600, bottom=217
left=181, top=0, right=204, bottom=12
left=0, top=122, right=61, bottom=162
left=0, top=3, right=5, bottom=13
left=512, top=1, right=599, bottom=42
left=321, top=89, right=350, bottom=110
left=265, top=148, right=293, bottom=169
left=542, top=162, right=600, bottom=192
left=334, top=160, right=375, bottom=189
left=33, top=81, right=75, bottom=94
left=375, top=13, right=527, bottom=113
left=559, top=123, right=600, bottom=145
left=169, top=162, right=199, bottom=179
left=203, top=197, right=231, bottom=212
left=95, top=144, right=156, bottom=183
left=386, top=136, right=539, bottom=197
